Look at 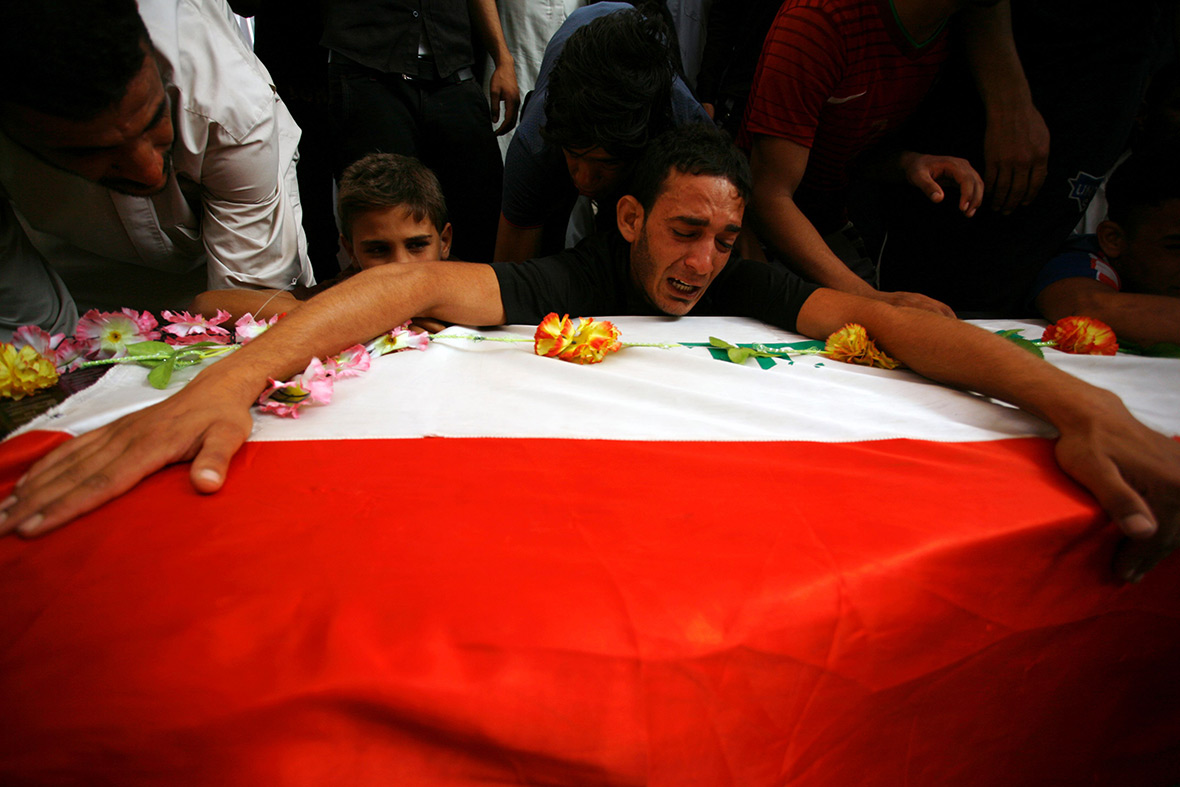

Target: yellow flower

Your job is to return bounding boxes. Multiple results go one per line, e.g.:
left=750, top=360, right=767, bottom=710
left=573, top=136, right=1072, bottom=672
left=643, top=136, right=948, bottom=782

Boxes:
left=0, top=343, right=60, bottom=400
left=1041, top=316, right=1118, bottom=355
left=533, top=314, right=622, bottom=365
left=823, top=323, right=902, bottom=370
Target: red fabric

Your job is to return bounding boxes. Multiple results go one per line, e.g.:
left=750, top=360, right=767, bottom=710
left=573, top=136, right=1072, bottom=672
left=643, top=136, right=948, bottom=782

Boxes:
left=1, top=430, right=1177, bottom=785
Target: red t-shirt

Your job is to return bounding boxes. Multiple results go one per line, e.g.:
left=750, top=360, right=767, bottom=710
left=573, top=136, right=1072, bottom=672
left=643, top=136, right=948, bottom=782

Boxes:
left=741, top=0, right=948, bottom=231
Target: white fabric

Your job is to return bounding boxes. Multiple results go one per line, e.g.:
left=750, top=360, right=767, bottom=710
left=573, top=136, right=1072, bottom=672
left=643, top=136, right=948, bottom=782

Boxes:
left=0, top=0, right=312, bottom=325
left=14, top=317, right=1180, bottom=446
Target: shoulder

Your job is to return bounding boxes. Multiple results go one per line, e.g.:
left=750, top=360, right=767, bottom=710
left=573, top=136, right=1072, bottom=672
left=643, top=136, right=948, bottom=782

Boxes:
left=143, top=0, right=280, bottom=142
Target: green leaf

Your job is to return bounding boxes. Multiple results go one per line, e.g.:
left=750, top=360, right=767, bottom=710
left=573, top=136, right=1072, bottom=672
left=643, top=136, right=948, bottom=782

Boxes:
left=126, top=341, right=174, bottom=356
left=709, top=336, right=736, bottom=350
left=993, top=329, right=1024, bottom=339
left=147, top=355, right=178, bottom=389
left=997, top=332, right=1044, bottom=359
left=727, top=347, right=751, bottom=364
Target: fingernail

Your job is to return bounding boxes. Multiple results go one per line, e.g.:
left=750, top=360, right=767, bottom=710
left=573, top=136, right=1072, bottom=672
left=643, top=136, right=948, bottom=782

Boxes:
left=195, top=468, right=222, bottom=486
left=16, top=513, right=45, bottom=537
left=1122, top=513, right=1156, bottom=538
left=0, top=495, right=15, bottom=512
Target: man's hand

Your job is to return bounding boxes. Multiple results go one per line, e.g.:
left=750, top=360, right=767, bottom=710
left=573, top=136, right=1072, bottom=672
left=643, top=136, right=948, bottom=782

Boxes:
left=983, top=102, right=1050, bottom=213
left=1053, top=407, right=1180, bottom=583
left=899, top=152, right=984, bottom=217
left=873, top=289, right=956, bottom=318
left=0, top=374, right=257, bottom=539
left=488, top=62, right=520, bottom=136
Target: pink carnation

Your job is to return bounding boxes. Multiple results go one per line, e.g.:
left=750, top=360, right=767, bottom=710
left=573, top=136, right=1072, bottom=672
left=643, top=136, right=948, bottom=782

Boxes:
left=257, top=357, right=334, bottom=418
left=235, top=312, right=282, bottom=344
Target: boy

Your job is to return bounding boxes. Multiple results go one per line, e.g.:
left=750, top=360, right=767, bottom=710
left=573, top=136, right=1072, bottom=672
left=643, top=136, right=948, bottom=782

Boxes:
left=1032, top=147, right=1180, bottom=345
left=191, top=153, right=453, bottom=321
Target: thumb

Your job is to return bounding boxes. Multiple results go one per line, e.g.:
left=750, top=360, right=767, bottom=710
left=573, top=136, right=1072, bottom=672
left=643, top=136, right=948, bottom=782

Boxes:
left=189, top=422, right=247, bottom=494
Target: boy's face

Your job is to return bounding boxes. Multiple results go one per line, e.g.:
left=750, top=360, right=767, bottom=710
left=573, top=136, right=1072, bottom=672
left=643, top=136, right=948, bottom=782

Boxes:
left=1102, top=199, right=1180, bottom=297
left=342, top=205, right=452, bottom=270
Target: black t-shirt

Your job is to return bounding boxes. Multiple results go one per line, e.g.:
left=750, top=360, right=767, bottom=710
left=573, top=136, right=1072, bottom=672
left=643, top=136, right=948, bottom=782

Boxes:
left=491, top=232, right=819, bottom=331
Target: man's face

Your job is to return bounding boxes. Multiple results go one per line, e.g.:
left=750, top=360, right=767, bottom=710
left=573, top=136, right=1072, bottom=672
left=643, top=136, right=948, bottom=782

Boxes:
left=562, top=146, right=628, bottom=199
left=623, top=170, right=743, bottom=316
left=1112, top=199, right=1180, bottom=297
left=0, top=52, right=174, bottom=197
left=343, top=205, right=452, bottom=270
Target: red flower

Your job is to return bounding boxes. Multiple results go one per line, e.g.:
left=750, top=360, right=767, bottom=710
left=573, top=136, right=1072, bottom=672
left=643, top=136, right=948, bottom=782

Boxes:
left=1042, top=316, right=1118, bottom=355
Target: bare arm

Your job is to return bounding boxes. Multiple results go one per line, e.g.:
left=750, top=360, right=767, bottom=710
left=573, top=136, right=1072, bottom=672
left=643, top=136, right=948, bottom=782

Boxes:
left=799, top=288, right=1180, bottom=581
left=1036, top=278, right=1180, bottom=346
left=749, top=134, right=956, bottom=316
left=189, top=288, right=301, bottom=323
left=494, top=213, right=543, bottom=262
left=957, top=0, right=1050, bottom=213
left=468, top=0, right=520, bottom=135
left=2, top=262, right=506, bottom=538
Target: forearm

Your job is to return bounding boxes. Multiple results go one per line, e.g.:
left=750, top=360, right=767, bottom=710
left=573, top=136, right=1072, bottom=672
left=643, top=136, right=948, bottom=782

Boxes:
left=494, top=214, right=543, bottom=262
left=192, top=262, right=505, bottom=400
left=468, top=0, right=513, bottom=67
left=750, top=190, right=876, bottom=295
left=1038, top=286, right=1180, bottom=346
left=798, top=289, right=1121, bottom=429
left=958, top=2, right=1032, bottom=115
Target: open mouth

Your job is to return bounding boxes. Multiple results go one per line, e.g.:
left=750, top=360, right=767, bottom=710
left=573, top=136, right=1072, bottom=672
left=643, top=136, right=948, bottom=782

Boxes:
left=668, top=277, right=701, bottom=295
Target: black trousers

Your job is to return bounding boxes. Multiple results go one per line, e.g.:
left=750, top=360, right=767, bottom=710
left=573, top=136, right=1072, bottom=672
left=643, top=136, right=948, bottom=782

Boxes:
left=329, top=60, right=503, bottom=263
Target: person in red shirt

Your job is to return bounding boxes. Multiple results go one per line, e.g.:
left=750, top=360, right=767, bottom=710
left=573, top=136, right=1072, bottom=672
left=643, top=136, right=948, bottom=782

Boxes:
left=740, top=0, right=1046, bottom=317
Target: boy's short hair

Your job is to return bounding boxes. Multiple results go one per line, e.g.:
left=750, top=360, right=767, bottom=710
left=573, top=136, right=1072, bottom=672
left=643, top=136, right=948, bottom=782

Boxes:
left=541, top=9, right=677, bottom=162
left=1105, top=146, right=1180, bottom=234
left=337, top=153, right=449, bottom=239
left=629, top=124, right=752, bottom=213
left=0, top=0, right=149, bottom=121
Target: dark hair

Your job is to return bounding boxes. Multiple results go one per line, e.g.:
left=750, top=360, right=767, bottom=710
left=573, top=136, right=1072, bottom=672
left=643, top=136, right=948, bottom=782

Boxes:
left=337, top=153, right=449, bottom=238
left=628, top=124, right=752, bottom=212
left=0, top=0, right=150, bottom=120
left=1104, top=146, right=1180, bottom=234
left=541, top=9, right=677, bottom=161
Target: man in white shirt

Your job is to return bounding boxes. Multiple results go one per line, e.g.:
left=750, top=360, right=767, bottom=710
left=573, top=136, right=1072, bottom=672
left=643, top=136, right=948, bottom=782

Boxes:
left=0, top=0, right=313, bottom=341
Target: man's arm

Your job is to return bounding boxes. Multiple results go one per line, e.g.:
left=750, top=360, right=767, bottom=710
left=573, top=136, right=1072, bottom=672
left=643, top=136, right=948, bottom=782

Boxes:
left=494, top=213, right=543, bottom=262
left=1036, top=278, right=1180, bottom=345
left=957, top=1, right=1050, bottom=214
left=1, top=262, right=506, bottom=538
left=749, top=134, right=956, bottom=316
left=798, top=288, right=1180, bottom=582
left=468, top=0, right=520, bottom=136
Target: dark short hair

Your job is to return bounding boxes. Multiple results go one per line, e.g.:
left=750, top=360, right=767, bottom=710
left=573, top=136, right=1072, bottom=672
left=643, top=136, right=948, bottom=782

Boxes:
left=1104, top=146, right=1180, bottom=234
left=628, top=124, right=752, bottom=213
left=0, top=0, right=150, bottom=121
left=337, top=153, right=449, bottom=239
left=541, top=9, right=677, bottom=161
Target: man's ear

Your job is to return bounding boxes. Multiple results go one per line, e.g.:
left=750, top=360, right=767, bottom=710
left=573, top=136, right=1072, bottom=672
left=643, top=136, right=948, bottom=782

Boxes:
left=617, top=195, right=645, bottom=243
left=1096, top=220, right=1126, bottom=260
left=439, top=223, right=453, bottom=260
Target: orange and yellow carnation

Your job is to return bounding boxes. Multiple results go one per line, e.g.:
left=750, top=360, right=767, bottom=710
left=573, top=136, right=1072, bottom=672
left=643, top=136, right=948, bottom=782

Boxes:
left=534, top=312, right=577, bottom=357
left=534, top=314, right=622, bottom=364
left=823, top=323, right=902, bottom=370
left=1041, top=316, right=1118, bottom=355
left=0, top=343, right=59, bottom=400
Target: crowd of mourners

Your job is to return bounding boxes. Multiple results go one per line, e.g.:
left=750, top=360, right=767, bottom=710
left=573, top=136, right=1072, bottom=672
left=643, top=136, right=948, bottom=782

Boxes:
left=2, top=0, right=1177, bottom=345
